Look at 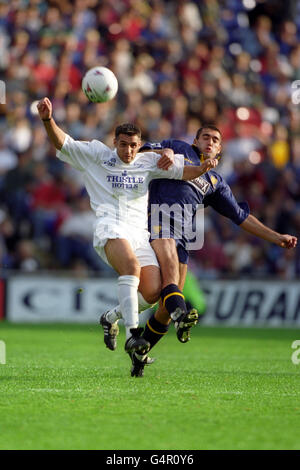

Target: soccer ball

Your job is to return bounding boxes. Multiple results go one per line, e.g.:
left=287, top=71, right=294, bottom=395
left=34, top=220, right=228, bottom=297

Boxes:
left=82, top=66, right=118, bottom=103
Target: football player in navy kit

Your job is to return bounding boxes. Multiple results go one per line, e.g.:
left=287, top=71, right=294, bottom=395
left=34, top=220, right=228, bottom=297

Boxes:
left=130, top=124, right=297, bottom=376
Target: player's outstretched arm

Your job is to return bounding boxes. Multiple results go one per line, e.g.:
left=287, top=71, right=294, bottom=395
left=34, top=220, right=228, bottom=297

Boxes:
left=182, top=158, right=218, bottom=180
left=240, top=214, right=298, bottom=249
left=37, top=97, right=66, bottom=150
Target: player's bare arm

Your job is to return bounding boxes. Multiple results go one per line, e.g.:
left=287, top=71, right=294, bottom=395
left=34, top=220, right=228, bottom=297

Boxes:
left=240, top=214, right=298, bottom=249
left=182, top=158, right=218, bottom=180
left=37, top=97, right=66, bottom=150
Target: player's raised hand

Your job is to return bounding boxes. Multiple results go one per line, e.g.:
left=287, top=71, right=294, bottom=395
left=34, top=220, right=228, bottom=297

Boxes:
left=37, top=98, right=66, bottom=150
left=278, top=234, right=298, bottom=249
left=157, top=148, right=175, bottom=170
left=201, top=158, right=219, bottom=172
left=37, top=97, right=52, bottom=120
left=183, top=157, right=218, bottom=180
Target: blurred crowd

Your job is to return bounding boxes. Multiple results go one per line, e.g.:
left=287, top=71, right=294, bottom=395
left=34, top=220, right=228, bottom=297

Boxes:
left=0, top=0, right=300, bottom=279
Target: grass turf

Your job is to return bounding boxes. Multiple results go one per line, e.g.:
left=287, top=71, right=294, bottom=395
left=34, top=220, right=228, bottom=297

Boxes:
left=0, top=322, right=300, bottom=450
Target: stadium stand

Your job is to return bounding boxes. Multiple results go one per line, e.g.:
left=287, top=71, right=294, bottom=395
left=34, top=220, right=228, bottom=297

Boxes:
left=0, top=0, right=299, bottom=278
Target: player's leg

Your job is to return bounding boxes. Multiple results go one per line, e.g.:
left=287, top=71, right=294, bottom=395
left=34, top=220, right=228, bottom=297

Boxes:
left=148, top=263, right=188, bottom=326
left=101, top=262, right=161, bottom=352
left=126, top=239, right=168, bottom=376
left=178, top=261, right=188, bottom=291
left=142, top=255, right=197, bottom=355
left=138, top=264, right=161, bottom=305
left=128, top=264, right=162, bottom=377
left=150, top=239, right=198, bottom=341
left=142, top=261, right=187, bottom=351
left=173, top=261, right=199, bottom=342
left=151, top=239, right=180, bottom=287
left=151, top=238, right=188, bottom=318
left=102, top=241, right=162, bottom=325
left=130, top=259, right=194, bottom=376
left=101, top=238, right=150, bottom=355
left=131, top=239, right=182, bottom=369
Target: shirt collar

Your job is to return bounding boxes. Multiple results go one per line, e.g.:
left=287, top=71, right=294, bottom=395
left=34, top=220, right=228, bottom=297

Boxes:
left=191, top=144, right=205, bottom=162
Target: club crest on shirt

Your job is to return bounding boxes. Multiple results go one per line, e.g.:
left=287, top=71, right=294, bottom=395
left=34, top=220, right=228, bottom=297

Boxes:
left=210, top=175, right=218, bottom=186
left=103, top=157, right=116, bottom=167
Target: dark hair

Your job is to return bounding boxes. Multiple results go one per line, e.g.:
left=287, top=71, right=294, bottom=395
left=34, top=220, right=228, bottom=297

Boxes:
left=115, top=123, right=142, bottom=139
left=196, top=124, right=222, bottom=140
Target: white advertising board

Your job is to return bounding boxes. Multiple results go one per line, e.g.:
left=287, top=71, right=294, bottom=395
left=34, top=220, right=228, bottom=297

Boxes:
left=200, top=280, right=300, bottom=327
left=7, top=276, right=118, bottom=323
left=6, top=276, right=300, bottom=326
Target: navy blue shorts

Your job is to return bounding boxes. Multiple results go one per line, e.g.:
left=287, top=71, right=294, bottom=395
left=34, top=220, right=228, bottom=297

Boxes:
left=176, top=243, right=189, bottom=265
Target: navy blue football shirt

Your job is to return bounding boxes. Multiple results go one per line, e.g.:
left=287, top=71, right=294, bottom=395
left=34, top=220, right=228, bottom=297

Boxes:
left=141, top=139, right=250, bottom=264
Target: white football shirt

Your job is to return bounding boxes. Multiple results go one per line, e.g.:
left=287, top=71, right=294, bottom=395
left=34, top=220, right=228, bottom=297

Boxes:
left=56, top=135, right=184, bottom=234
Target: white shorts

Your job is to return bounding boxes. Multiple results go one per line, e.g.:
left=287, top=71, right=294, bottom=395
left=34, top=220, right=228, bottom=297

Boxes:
left=93, top=224, right=159, bottom=268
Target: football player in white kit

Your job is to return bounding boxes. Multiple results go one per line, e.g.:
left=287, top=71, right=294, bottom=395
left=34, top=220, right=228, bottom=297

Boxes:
left=37, top=97, right=218, bottom=370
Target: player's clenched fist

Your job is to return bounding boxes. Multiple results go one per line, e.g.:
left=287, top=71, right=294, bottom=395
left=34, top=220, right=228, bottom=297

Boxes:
left=37, top=97, right=52, bottom=120
left=157, top=148, right=175, bottom=170
left=182, top=157, right=219, bottom=180
left=278, top=234, right=298, bottom=249
left=202, top=158, right=219, bottom=171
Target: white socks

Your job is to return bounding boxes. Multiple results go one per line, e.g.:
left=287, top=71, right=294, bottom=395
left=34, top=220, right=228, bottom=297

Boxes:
left=106, top=292, right=155, bottom=324
left=105, top=305, right=123, bottom=324
left=117, top=275, right=140, bottom=339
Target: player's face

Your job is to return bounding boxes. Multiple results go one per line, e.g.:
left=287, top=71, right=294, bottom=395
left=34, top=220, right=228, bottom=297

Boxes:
left=193, top=129, right=221, bottom=159
left=114, top=134, right=141, bottom=163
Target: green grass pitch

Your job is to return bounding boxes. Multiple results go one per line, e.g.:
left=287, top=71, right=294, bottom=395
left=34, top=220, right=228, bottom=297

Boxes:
left=0, top=322, right=300, bottom=450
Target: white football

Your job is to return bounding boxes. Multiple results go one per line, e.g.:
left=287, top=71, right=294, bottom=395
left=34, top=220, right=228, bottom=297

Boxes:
left=82, top=66, right=118, bottom=103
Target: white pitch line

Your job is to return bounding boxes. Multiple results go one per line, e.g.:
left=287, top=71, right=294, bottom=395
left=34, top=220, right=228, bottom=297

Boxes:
left=26, top=388, right=86, bottom=393
left=4, top=388, right=300, bottom=397
left=214, top=391, right=300, bottom=396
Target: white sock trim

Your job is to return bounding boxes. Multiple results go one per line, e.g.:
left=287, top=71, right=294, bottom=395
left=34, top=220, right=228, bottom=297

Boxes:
left=118, top=275, right=140, bottom=288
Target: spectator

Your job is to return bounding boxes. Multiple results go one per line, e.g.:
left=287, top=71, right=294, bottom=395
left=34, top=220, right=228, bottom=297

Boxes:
left=1, top=0, right=298, bottom=278
left=55, top=195, right=106, bottom=272
left=14, top=239, right=40, bottom=272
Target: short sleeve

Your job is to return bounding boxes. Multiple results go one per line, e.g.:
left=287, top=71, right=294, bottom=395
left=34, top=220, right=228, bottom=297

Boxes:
left=148, top=153, right=184, bottom=180
left=56, top=135, right=108, bottom=171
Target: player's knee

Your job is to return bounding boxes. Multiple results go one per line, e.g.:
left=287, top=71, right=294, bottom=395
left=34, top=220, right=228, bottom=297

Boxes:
left=141, top=278, right=161, bottom=304
left=143, top=288, right=160, bottom=305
